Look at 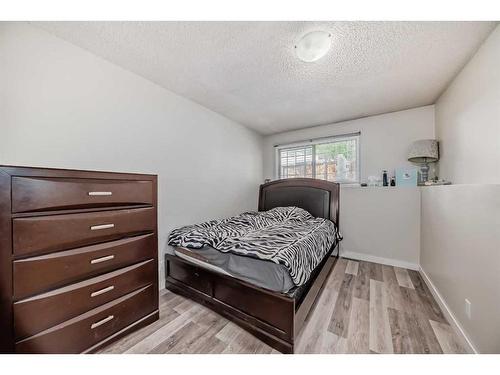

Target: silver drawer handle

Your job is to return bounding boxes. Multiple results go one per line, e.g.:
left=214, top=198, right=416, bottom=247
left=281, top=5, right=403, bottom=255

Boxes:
left=91, top=315, right=114, bottom=329
left=90, top=255, right=115, bottom=264
left=88, top=191, right=113, bottom=196
left=90, top=285, right=115, bottom=297
left=90, top=223, right=114, bottom=231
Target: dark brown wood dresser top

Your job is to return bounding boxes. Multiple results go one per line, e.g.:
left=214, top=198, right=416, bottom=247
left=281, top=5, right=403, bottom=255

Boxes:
left=0, top=165, right=159, bottom=353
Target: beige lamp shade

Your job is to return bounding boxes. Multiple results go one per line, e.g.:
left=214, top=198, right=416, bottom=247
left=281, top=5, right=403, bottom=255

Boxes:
left=408, top=139, right=439, bottom=163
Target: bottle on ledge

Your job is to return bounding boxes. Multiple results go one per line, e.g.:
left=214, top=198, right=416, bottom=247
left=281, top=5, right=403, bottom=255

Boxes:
left=382, top=170, right=388, bottom=186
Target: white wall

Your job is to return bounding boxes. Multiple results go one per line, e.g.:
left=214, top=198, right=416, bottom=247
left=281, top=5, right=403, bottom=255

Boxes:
left=262, top=106, right=433, bottom=268
left=0, top=22, right=264, bottom=288
left=341, top=187, right=420, bottom=269
left=435, top=25, right=500, bottom=184
left=421, top=185, right=500, bottom=353
left=263, top=105, right=435, bottom=181
left=420, top=25, right=500, bottom=354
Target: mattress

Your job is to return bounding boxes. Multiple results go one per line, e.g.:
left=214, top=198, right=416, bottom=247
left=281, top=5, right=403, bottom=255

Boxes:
left=169, top=207, right=340, bottom=288
left=174, top=246, right=295, bottom=294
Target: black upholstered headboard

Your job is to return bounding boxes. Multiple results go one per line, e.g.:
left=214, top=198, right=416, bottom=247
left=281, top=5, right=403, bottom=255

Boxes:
left=258, top=178, right=340, bottom=226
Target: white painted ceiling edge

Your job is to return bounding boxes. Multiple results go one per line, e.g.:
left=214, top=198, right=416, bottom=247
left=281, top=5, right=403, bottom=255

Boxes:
left=34, top=21, right=497, bottom=135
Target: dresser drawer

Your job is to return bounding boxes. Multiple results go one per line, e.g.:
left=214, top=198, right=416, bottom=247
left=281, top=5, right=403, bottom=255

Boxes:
left=168, top=260, right=212, bottom=296
left=14, top=259, right=155, bottom=340
left=12, top=177, right=153, bottom=213
left=15, top=284, right=156, bottom=354
left=13, top=207, right=155, bottom=256
left=13, top=233, right=156, bottom=299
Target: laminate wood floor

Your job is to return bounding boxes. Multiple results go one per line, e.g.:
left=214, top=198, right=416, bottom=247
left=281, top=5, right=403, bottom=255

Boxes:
left=98, top=258, right=468, bottom=354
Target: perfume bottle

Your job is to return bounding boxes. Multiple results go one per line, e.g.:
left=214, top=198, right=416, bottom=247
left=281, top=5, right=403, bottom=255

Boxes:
left=382, top=170, right=388, bottom=186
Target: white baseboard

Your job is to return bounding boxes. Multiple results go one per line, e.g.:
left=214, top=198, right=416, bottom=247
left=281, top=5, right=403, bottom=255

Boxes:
left=419, top=266, right=478, bottom=354
left=340, top=250, right=419, bottom=271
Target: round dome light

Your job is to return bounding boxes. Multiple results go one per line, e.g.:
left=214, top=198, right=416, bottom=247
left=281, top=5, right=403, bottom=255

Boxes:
left=295, top=31, right=332, bottom=62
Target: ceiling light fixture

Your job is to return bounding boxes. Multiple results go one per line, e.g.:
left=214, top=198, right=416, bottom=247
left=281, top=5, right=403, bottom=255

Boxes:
left=295, top=31, right=332, bottom=63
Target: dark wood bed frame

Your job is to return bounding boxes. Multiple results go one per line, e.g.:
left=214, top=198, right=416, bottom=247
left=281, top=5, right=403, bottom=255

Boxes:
left=165, top=178, right=340, bottom=353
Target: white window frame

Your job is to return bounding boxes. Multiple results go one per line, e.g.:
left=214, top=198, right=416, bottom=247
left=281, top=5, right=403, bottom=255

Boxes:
left=274, top=132, right=361, bottom=184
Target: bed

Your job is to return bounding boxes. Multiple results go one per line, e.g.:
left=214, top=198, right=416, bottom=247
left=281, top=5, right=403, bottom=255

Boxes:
left=165, top=178, right=340, bottom=353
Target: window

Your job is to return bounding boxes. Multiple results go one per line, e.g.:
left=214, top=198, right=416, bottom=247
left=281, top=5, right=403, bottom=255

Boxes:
left=276, top=133, right=360, bottom=183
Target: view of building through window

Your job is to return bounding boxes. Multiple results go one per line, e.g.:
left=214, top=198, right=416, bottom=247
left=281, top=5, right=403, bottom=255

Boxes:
left=278, top=135, right=359, bottom=183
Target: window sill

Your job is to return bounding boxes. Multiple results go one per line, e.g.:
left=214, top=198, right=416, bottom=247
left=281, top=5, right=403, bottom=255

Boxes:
left=341, top=185, right=421, bottom=190
left=338, top=183, right=361, bottom=188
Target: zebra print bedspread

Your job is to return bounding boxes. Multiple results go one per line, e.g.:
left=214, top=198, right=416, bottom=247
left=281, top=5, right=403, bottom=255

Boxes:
left=168, top=206, right=341, bottom=287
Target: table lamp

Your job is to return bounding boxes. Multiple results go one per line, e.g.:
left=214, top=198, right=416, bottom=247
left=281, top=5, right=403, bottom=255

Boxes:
left=408, top=139, right=439, bottom=182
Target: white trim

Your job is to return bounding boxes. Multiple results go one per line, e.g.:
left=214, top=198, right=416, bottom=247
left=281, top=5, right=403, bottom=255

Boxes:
left=340, top=250, right=419, bottom=270
left=419, top=266, right=478, bottom=354
left=274, top=133, right=360, bottom=183
left=274, top=132, right=360, bottom=149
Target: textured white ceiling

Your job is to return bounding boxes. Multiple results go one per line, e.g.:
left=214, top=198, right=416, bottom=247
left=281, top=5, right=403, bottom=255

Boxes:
left=35, top=21, right=496, bottom=135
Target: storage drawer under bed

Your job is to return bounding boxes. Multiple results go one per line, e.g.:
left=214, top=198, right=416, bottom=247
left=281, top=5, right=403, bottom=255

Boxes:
left=168, top=259, right=212, bottom=296
left=167, top=256, right=294, bottom=336
left=213, top=277, right=293, bottom=334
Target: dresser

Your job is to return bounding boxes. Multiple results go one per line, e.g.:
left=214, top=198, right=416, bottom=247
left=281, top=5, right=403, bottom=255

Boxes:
left=0, top=166, right=159, bottom=353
